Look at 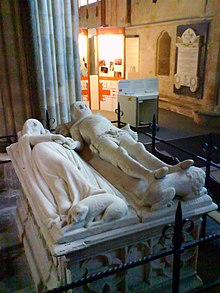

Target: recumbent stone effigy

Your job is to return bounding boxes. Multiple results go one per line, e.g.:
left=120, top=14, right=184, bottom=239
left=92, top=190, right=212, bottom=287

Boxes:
left=6, top=113, right=217, bottom=292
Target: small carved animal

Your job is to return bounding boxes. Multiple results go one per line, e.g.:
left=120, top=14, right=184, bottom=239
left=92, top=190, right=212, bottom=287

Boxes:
left=68, top=194, right=128, bottom=228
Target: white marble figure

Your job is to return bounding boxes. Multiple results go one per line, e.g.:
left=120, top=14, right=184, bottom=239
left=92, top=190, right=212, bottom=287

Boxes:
left=68, top=193, right=128, bottom=228
left=21, top=118, right=77, bottom=149
left=70, top=102, right=194, bottom=185
left=19, top=119, right=129, bottom=228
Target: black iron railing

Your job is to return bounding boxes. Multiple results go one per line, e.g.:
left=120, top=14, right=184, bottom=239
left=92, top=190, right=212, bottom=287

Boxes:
left=127, top=112, right=220, bottom=239
left=45, top=202, right=220, bottom=293
left=42, top=110, right=56, bottom=132
left=44, top=106, right=220, bottom=293
left=130, top=114, right=220, bottom=200
left=1, top=105, right=220, bottom=293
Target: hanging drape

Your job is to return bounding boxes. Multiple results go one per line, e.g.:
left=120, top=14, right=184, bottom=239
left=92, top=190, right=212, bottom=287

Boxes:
left=34, top=0, right=82, bottom=127
left=0, top=0, right=81, bottom=137
left=0, top=0, right=36, bottom=136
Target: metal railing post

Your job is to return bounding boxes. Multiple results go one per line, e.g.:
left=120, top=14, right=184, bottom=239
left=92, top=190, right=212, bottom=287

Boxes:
left=162, top=201, right=193, bottom=293
left=43, top=110, right=55, bottom=132
left=203, top=133, right=212, bottom=187
left=172, top=202, right=184, bottom=293
left=201, top=133, right=218, bottom=238
left=117, top=102, right=121, bottom=128
left=45, top=109, right=51, bottom=131
left=151, top=114, right=157, bottom=155
left=113, top=102, right=124, bottom=128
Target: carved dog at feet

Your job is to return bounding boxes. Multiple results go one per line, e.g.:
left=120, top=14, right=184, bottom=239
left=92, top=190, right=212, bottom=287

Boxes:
left=68, top=194, right=128, bottom=228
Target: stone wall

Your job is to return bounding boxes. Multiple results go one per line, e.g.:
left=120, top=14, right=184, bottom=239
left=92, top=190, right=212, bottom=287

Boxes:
left=79, top=0, right=220, bottom=120
left=125, top=20, right=207, bottom=117
left=79, top=1, right=102, bottom=27
left=127, top=0, right=220, bottom=117
left=130, top=0, right=213, bottom=25
left=79, top=0, right=128, bottom=28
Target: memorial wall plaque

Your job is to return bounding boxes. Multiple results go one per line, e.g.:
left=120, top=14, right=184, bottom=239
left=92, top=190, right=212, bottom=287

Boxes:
left=174, top=22, right=209, bottom=99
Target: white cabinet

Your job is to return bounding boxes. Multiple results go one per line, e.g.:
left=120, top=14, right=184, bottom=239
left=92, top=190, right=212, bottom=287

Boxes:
left=118, top=78, right=158, bottom=127
left=118, top=94, right=158, bottom=127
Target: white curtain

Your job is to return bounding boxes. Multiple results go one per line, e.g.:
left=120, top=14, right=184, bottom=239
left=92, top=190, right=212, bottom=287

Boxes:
left=34, top=0, right=82, bottom=127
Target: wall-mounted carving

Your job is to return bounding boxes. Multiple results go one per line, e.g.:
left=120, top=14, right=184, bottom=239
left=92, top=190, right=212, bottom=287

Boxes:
left=156, top=31, right=171, bottom=76
left=174, top=22, right=209, bottom=99
left=174, top=28, right=201, bottom=92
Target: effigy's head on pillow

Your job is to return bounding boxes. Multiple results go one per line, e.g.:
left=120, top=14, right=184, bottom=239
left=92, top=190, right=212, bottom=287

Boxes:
left=22, top=119, right=47, bottom=136
left=71, top=102, right=92, bottom=123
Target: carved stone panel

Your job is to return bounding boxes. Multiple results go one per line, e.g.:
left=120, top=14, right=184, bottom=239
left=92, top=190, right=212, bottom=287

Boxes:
left=67, top=218, right=202, bottom=292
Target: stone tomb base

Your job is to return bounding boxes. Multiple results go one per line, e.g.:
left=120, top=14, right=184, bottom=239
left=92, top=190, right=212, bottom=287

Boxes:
left=16, top=192, right=217, bottom=292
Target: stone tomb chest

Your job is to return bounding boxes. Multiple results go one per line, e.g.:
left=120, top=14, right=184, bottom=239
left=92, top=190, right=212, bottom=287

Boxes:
left=15, top=192, right=216, bottom=292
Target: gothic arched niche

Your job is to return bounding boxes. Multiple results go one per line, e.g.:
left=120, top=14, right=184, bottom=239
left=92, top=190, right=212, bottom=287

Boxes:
left=156, top=31, right=171, bottom=76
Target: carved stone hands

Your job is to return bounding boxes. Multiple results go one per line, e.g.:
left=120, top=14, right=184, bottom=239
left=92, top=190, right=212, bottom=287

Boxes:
left=63, top=138, right=81, bottom=150
left=51, top=134, right=80, bottom=150
left=51, top=134, right=67, bottom=144
left=69, top=126, right=84, bottom=152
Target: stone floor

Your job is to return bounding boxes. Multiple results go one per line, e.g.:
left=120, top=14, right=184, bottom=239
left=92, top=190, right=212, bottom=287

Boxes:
left=0, top=108, right=220, bottom=292
left=0, top=169, right=35, bottom=292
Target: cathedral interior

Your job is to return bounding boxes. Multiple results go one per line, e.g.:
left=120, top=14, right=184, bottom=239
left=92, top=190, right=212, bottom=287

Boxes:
left=0, top=0, right=220, bottom=292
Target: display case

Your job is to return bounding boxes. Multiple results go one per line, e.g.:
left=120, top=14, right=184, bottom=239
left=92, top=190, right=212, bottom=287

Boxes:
left=79, top=29, right=90, bottom=107
left=97, top=27, right=125, bottom=111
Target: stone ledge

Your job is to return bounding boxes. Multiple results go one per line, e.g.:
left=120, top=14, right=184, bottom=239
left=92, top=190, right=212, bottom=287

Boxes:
left=193, top=110, right=220, bottom=127
left=158, top=100, right=195, bottom=118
